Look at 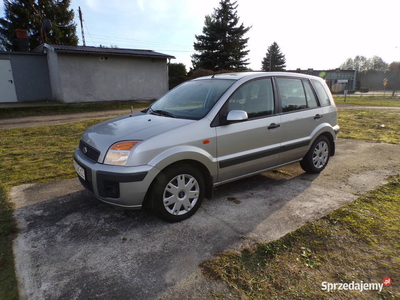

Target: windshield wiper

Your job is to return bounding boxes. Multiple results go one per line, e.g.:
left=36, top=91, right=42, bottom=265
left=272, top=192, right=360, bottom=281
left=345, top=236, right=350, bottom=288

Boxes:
left=149, top=109, right=177, bottom=118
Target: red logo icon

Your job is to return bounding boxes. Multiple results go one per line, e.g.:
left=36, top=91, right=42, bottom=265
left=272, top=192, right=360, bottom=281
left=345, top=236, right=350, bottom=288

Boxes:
left=383, top=277, right=392, bottom=287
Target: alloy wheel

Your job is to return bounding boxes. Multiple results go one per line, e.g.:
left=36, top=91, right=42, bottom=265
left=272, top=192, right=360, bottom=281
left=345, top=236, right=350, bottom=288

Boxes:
left=312, top=141, right=329, bottom=169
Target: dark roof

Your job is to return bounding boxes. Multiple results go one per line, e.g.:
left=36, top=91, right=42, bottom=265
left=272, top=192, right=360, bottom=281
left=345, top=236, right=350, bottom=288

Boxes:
left=33, top=44, right=175, bottom=59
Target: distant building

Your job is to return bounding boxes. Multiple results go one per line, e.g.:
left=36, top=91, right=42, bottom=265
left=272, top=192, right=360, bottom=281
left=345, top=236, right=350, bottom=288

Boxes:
left=0, top=43, right=175, bottom=103
left=293, top=69, right=356, bottom=93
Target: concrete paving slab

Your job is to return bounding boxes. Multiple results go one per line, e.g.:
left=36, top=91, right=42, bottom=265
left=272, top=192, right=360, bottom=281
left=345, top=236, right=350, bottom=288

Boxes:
left=11, top=139, right=400, bottom=299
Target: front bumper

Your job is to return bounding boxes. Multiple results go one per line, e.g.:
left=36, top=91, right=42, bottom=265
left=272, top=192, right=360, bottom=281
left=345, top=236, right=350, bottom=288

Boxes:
left=74, top=148, right=159, bottom=208
left=333, top=125, right=340, bottom=136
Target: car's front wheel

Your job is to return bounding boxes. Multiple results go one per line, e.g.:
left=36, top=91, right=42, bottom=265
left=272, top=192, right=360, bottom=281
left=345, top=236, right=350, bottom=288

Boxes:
left=300, top=135, right=331, bottom=174
left=150, top=163, right=205, bottom=222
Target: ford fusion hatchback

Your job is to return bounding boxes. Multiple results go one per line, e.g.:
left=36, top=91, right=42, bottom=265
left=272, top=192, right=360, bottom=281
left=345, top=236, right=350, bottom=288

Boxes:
left=74, top=72, right=340, bottom=222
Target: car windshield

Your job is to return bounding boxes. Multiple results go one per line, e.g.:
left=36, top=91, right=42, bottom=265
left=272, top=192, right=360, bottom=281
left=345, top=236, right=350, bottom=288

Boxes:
left=148, top=79, right=235, bottom=120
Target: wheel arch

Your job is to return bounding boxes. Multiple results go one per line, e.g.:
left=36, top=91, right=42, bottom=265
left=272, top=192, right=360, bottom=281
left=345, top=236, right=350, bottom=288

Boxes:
left=166, top=159, right=214, bottom=199
left=143, top=159, right=214, bottom=209
left=300, top=133, right=333, bottom=174
left=319, top=132, right=335, bottom=156
left=309, top=125, right=336, bottom=157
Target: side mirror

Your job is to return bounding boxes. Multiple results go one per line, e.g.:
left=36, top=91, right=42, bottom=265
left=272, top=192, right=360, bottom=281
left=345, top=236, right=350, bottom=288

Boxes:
left=226, top=110, right=248, bottom=123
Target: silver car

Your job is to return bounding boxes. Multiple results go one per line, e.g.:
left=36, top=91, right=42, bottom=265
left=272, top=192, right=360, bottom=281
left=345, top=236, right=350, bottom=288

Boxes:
left=74, top=72, right=340, bottom=222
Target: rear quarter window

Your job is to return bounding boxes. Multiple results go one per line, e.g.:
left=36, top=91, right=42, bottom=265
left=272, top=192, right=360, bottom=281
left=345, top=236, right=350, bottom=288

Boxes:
left=312, top=80, right=331, bottom=106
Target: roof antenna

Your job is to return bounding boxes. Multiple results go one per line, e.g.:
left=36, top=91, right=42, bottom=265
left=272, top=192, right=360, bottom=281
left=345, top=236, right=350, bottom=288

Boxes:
left=212, top=60, right=230, bottom=78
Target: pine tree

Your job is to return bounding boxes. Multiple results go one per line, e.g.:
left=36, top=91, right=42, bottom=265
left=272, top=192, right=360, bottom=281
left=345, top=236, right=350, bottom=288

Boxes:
left=0, top=0, right=78, bottom=51
left=191, top=0, right=251, bottom=71
left=261, top=42, right=286, bottom=71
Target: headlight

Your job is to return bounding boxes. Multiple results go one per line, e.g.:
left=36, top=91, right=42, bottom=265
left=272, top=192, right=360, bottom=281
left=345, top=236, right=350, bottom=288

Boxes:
left=104, top=141, right=140, bottom=166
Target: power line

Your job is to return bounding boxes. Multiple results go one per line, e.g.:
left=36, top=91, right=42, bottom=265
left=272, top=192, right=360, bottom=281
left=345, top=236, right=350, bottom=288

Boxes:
left=83, top=21, right=96, bottom=46
left=74, top=10, right=195, bottom=54
left=76, top=29, right=195, bottom=53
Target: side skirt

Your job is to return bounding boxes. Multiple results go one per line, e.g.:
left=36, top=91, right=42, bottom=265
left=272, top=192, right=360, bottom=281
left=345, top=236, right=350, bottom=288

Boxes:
left=213, top=158, right=303, bottom=187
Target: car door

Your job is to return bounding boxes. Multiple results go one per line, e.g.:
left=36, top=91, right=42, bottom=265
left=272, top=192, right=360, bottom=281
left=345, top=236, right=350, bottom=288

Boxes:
left=215, top=78, right=282, bottom=183
left=276, top=77, right=324, bottom=163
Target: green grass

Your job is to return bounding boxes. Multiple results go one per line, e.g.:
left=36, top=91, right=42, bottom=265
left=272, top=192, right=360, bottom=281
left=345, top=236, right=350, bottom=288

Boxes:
left=203, top=177, right=400, bottom=299
left=0, top=120, right=103, bottom=187
left=337, top=109, right=400, bottom=144
left=0, top=185, right=18, bottom=300
left=334, top=95, right=400, bottom=107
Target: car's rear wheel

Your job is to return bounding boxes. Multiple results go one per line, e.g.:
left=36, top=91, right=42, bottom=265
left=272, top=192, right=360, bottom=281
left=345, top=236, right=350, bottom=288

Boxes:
left=150, top=163, right=205, bottom=222
left=300, top=136, right=331, bottom=174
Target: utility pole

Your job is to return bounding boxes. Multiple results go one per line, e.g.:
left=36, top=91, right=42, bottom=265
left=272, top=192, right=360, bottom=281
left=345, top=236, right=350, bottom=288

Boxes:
left=30, top=1, right=45, bottom=43
left=78, top=7, right=86, bottom=46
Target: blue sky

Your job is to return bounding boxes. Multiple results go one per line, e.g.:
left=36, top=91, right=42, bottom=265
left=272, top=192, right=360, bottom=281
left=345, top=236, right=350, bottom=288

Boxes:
left=1, top=0, right=400, bottom=70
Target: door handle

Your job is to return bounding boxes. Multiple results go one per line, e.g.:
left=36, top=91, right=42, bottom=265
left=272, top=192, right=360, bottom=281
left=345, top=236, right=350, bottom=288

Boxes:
left=8, top=80, right=13, bottom=84
left=314, top=114, right=323, bottom=120
left=268, top=123, right=280, bottom=129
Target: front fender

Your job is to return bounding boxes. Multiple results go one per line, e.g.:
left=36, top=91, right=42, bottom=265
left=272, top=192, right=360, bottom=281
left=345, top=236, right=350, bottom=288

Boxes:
left=148, top=145, right=218, bottom=178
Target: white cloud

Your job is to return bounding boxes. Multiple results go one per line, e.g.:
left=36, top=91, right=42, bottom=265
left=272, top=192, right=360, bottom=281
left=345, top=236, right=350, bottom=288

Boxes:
left=137, top=0, right=145, bottom=12
left=82, top=0, right=99, bottom=11
left=148, top=0, right=170, bottom=12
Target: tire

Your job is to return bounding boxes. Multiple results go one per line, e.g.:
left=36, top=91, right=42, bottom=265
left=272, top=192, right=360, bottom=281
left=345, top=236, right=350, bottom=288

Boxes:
left=300, top=136, right=331, bottom=174
left=150, top=163, right=205, bottom=222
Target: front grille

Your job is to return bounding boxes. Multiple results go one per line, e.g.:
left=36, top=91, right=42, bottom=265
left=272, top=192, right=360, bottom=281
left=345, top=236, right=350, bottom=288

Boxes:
left=79, top=140, right=101, bottom=162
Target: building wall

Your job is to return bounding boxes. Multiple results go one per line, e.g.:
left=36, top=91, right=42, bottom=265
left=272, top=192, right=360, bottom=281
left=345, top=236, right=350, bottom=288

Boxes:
left=54, top=53, right=169, bottom=103
left=0, top=52, right=52, bottom=102
left=46, top=50, right=62, bottom=102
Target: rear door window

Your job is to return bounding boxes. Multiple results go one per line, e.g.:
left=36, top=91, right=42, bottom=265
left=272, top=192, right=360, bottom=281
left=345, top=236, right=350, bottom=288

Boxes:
left=276, top=78, right=307, bottom=112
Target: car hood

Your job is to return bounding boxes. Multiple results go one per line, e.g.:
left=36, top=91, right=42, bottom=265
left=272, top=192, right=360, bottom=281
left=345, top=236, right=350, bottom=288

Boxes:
left=81, top=112, right=194, bottom=153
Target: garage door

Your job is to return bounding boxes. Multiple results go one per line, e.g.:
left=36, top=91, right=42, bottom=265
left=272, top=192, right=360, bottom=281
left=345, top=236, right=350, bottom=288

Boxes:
left=0, top=59, right=17, bottom=102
